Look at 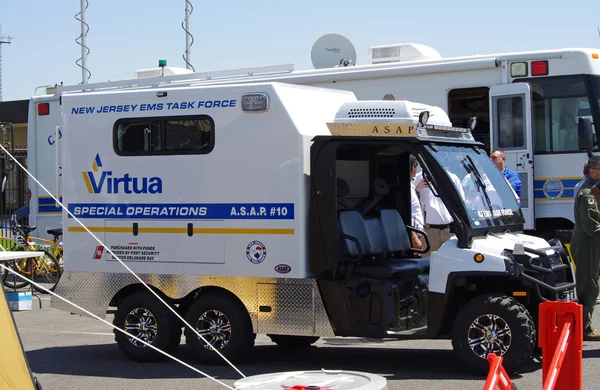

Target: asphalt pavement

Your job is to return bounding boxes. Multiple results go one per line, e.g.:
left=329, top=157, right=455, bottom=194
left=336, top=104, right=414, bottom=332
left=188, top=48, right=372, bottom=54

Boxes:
left=10, top=294, right=600, bottom=390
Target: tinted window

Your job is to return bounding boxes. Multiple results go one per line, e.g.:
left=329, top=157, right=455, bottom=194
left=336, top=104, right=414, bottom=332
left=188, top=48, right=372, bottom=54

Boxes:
left=114, top=115, right=214, bottom=156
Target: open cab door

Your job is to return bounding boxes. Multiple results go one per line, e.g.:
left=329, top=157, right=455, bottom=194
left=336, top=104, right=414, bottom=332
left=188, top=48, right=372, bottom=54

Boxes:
left=489, top=83, right=534, bottom=231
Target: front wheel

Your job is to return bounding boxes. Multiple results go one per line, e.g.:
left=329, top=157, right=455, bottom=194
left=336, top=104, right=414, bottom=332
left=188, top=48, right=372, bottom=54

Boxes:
left=2, top=258, right=31, bottom=290
left=113, top=291, right=182, bottom=362
left=451, top=294, right=536, bottom=375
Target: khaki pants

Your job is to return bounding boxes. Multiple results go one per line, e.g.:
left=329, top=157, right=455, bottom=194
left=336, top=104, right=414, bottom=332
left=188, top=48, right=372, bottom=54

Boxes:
left=422, top=224, right=453, bottom=257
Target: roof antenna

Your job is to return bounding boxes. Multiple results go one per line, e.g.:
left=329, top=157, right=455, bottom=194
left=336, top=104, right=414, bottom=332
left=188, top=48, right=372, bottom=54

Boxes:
left=0, top=25, right=13, bottom=102
left=75, top=0, right=91, bottom=84
left=182, top=0, right=195, bottom=72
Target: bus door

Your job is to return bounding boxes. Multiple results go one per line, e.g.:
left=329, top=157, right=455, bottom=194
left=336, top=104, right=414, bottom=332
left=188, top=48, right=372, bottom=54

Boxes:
left=489, top=83, right=535, bottom=230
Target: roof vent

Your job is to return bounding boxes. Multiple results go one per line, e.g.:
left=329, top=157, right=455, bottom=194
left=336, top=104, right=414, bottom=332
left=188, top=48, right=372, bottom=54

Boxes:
left=333, top=100, right=452, bottom=126
left=368, top=43, right=442, bottom=64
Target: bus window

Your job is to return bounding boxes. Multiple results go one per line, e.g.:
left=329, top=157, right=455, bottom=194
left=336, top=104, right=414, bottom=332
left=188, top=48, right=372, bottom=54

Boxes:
left=448, top=87, right=491, bottom=153
left=495, top=96, right=525, bottom=149
left=514, top=75, right=600, bottom=154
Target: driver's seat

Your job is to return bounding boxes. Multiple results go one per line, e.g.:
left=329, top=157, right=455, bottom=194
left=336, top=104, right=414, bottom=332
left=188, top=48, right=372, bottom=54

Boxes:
left=378, top=208, right=430, bottom=273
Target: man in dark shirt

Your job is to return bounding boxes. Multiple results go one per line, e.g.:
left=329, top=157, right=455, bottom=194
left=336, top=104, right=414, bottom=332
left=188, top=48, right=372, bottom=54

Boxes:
left=490, top=149, right=522, bottom=197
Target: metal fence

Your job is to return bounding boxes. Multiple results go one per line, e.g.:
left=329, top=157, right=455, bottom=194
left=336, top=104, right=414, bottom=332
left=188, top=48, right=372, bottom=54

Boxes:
left=0, top=146, right=28, bottom=241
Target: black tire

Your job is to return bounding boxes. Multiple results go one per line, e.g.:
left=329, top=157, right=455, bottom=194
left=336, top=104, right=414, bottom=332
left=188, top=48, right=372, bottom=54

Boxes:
left=268, top=335, right=320, bottom=348
left=2, top=259, right=31, bottom=290
left=32, top=249, right=61, bottom=293
left=451, top=293, right=535, bottom=375
left=113, top=291, right=182, bottom=362
left=184, top=292, right=254, bottom=365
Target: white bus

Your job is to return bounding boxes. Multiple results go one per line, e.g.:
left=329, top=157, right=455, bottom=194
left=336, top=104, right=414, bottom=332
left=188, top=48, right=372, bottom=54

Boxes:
left=26, top=43, right=600, bottom=241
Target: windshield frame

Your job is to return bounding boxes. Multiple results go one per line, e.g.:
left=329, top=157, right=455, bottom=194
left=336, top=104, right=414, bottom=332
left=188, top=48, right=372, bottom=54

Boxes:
left=587, top=75, right=600, bottom=149
left=417, top=143, right=525, bottom=245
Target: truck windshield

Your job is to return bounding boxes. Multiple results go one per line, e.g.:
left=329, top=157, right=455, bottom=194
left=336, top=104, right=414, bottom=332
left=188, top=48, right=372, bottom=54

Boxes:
left=424, top=145, right=525, bottom=229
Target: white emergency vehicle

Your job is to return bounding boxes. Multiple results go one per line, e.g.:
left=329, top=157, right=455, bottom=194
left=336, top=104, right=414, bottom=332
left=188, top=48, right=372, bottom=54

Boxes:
left=45, top=81, right=576, bottom=375
left=25, top=44, right=600, bottom=244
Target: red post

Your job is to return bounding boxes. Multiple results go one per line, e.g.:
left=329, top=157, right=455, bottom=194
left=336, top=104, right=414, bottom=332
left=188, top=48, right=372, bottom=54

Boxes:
left=483, top=353, right=515, bottom=390
left=542, top=321, right=572, bottom=390
left=538, top=301, right=583, bottom=390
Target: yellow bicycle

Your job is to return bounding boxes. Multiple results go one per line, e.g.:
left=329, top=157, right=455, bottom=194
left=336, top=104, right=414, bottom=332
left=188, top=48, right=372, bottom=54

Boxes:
left=1, top=223, right=62, bottom=293
left=30, top=228, right=63, bottom=265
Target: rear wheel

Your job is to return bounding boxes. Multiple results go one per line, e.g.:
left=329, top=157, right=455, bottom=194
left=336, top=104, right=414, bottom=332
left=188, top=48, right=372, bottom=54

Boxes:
left=184, top=292, right=253, bottom=365
left=32, top=249, right=61, bottom=293
left=113, top=291, right=181, bottom=362
left=451, top=293, right=535, bottom=375
left=268, top=335, right=320, bottom=348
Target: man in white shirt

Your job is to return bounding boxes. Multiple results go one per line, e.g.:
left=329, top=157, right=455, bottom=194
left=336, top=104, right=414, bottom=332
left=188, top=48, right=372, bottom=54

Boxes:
left=409, top=155, right=425, bottom=249
left=413, top=160, right=465, bottom=256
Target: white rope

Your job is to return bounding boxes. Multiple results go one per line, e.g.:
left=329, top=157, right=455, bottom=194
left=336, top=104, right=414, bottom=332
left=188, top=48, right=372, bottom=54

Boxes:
left=0, top=143, right=247, bottom=379
left=0, top=262, right=234, bottom=390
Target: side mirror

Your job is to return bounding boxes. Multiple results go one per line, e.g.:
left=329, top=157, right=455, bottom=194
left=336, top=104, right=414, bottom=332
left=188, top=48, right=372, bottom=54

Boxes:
left=578, top=117, right=593, bottom=152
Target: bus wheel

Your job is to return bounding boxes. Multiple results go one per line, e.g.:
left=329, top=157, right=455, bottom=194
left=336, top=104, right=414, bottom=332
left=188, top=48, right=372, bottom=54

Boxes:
left=268, top=335, right=319, bottom=348
left=184, top=292, right=254, bottom=365
left=113, top=291, right=182, bottom=362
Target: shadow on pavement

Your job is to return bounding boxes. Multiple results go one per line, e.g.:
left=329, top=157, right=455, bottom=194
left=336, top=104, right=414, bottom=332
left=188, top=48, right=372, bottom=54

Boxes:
left=25, top=341, right=541, bottom=382
left=583, top=348, right=600, bottom=359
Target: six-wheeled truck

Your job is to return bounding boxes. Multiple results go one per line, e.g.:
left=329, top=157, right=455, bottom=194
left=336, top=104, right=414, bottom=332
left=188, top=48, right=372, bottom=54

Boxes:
left=48, top=82, right=577, bottom=374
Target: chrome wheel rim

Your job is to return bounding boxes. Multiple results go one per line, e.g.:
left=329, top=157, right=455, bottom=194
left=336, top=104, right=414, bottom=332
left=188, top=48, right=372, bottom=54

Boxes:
left=468, top=314, right=512, bottom=358
left=195, top=309, right=232, bottom=350
left=124, top=308, right=158, bottom=347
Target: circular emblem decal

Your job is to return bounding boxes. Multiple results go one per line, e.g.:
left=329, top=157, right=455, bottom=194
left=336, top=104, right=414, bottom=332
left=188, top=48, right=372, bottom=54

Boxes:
left=246, top=241, right=267, bottom=264
left=543, top=178, right=564, bottom=200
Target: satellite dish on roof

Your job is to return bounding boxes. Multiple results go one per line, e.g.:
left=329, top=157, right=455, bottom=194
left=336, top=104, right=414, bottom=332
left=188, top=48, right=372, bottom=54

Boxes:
left=311, top=33, right=357, bottom=69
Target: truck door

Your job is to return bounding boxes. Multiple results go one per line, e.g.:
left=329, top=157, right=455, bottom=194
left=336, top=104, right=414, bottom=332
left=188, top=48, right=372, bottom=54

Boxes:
left=489, top=83, right=534, bottom=230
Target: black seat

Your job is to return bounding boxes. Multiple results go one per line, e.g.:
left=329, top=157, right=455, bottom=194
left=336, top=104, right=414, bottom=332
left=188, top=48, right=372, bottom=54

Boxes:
left=378, top=208, right=430, bottom=272
left=338, top=208, right=427, bottom=279
left=47, top=228, right=63, bottom=237
left=17, top=225, right=37, bottom=235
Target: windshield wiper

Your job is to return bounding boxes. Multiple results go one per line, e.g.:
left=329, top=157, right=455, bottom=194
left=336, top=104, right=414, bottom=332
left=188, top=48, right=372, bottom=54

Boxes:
left=461, top=155, right=495, bottom=220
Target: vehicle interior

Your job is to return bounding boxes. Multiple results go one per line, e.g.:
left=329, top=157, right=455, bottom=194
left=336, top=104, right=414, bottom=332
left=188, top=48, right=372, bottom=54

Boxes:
left=310, top=138, right=458, bottom=335
left=332, top=143, right=431, bottom=283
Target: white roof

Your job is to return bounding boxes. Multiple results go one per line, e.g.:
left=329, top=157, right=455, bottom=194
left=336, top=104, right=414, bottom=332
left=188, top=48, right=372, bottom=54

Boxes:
left=331, top=100, right=452, bottom=126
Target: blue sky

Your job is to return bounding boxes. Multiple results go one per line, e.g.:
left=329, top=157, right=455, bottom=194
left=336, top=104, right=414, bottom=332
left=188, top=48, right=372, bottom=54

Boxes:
left=1, top=0, right=599, bottom=101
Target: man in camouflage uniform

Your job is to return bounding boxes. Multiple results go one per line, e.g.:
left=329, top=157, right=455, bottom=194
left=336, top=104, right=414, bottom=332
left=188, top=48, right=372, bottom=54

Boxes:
left=572, top=156, right=600, bottom=341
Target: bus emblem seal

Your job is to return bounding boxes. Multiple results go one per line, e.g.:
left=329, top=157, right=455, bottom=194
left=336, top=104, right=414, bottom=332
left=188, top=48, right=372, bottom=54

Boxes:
left=543, top=177, right=564, bottom=200
left=246, top=241, right=267, bottom=264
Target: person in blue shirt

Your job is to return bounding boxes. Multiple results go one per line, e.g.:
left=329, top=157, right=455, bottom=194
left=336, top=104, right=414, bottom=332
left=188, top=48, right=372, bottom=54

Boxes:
left=490, top=149, right=522, bottom=197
